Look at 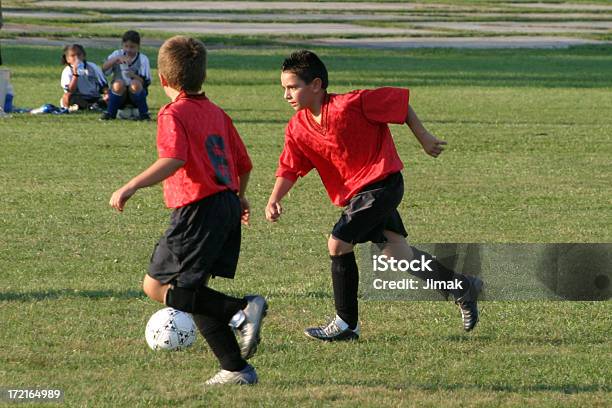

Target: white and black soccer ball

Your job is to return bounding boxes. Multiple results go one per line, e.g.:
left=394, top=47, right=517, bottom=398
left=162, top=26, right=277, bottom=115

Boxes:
left=145, top=307, right=197, bottom=351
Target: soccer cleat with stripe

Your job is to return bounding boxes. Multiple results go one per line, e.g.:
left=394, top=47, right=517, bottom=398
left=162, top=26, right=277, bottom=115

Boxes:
left=205, top=364, right=258, bottom=385
left=454, top=275, right=483, bottom=332
left=304, top=315, right=360, bottom=341
left=235, top=295, right=268, bottom=359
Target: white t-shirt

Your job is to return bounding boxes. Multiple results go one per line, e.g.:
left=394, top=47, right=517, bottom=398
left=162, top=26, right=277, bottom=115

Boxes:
left=104, top=50, right=152, bottom=87
left=60, top=61, right=107, bottom=98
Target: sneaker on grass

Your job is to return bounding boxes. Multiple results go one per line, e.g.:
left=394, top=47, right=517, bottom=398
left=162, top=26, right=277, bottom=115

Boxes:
left=454, top=275, right=483, bottom=332
left=205, top=364, right=257, bottom=385
left=304, top=315, right=360, bottom=341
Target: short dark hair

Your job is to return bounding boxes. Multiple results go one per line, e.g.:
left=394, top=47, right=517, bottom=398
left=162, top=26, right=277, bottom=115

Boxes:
left=122, top=30, right=141, bottom=45
left=61, top=44, right=86, bottom=65
left=282, top=50, right=328, bottom=89
left=158, top=36, right=207, bottom=92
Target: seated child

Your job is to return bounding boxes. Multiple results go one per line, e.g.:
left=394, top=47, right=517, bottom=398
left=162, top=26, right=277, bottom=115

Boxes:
left=60, top=44, right=108, bottom=110
left=101, top=30, right=152, bottom=121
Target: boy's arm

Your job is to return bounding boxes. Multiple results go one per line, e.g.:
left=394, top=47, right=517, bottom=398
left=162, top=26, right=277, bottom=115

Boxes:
left=109, top=158, right=185, bottom=212
left=102, top=54, right=126, bottom=72
left=406, top=105, right=447, bottom=158
left=63, top=67, right=79, bottom=93
left=238, top=171, right=251, bottom=226
left=265, top=176, right=295, bottom=222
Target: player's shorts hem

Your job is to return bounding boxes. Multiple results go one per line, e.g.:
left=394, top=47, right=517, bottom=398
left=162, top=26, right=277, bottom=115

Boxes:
left=331, top=172, right=408, bottom=245
left=148, top=190, right=242, bottom=289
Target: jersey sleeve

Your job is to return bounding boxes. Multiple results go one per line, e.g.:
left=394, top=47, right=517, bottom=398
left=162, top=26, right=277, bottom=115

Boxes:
left=60, top=67, right=72, bottom=92
left=360, top=87, right=410, bottom=124
left=91, top=63, right=108, bottom=90
left=139, top=54, right=152, bottom=88
left=157, top=112, right=189, bottom=162
left=275, top=127, right=314, bottom=182
left=227, top=118, right=253, bottom=176
left=104, top=50, right=120, bottom=75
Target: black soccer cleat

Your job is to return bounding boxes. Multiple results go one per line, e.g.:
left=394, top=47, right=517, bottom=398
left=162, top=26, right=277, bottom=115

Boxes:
left=99, top=112, right=116, bottom=121
left=136, top=113, right=151, bottom=121
left=454, top=275, right=483, bottom=332
left=304, top=315, right=360, bottom=341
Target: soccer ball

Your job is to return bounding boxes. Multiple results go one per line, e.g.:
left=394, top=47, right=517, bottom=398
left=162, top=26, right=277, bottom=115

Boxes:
left=145, top=308, right=197, bottom=351
left=117, top=107, right=139, bottom=120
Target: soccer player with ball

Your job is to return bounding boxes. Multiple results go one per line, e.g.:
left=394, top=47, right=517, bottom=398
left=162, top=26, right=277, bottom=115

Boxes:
left=110, top=36, right=267, bottom=385
left=266, top=50, right=483, bottom=341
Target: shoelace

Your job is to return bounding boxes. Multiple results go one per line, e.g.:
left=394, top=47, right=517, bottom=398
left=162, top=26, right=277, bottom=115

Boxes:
left=322, top=320, right=341, bottom=336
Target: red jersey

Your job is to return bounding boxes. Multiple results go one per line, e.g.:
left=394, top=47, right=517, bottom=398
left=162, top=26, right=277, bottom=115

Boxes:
left=157, top=92, right=252, bottom=208
left=276, top=87, right=409, bottom=206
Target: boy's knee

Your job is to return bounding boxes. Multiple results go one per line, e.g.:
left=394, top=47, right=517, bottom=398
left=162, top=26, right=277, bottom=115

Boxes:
left=328, top=235, right=354, bottom=256
left=112, top=80, right=126, bottom=94
left=129, top=82, right=142, bottom=93
left=142, top=275, right=168, bottom=304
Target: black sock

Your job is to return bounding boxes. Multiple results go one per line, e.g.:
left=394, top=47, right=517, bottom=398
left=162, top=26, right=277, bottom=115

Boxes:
left=410, top=246, right=468, bottom=298
left=192, top=314, right=247, bottom=372
left=331, top=252, right=359, bottom=330
left=166, top=285, right=247, bottom=324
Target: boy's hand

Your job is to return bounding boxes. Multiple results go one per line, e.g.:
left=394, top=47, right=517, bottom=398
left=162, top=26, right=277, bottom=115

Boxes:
left=239, top=197, right=250, bottom=226
left=418, top=132, right=447, bottom=158
left=265, top=201, right=283, bottom=222
left=109, top=186, right=136, bottom=212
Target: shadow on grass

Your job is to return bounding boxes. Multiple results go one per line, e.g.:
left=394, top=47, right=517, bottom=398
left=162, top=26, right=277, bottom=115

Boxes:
left=0, top=289, right=146, bottom=302
left=274, top=378, right=610, bottom=394
left=411, top=383, right=611, bottom=394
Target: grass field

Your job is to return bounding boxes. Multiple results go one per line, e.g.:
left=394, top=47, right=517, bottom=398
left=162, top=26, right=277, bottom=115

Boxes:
left=0, top=44, right=611, bottom=406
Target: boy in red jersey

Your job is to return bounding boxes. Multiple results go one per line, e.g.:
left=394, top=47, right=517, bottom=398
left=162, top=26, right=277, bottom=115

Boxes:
left=110, top=36, right=267, bottom=385
left=266, top=50, right=482, bottom=341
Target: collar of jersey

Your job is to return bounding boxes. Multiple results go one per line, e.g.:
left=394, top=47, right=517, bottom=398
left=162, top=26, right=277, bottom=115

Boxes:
left=176, top=91, right=208, bottom=101
left=306, top=93, right=330, bottom=135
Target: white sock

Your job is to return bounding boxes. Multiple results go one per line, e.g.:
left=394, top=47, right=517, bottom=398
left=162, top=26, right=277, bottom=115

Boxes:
left=334, top=315, right=350, bottom=331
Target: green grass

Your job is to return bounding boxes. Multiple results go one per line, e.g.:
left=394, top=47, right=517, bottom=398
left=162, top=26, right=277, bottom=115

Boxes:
left=0, top=44, right=611, bottom=407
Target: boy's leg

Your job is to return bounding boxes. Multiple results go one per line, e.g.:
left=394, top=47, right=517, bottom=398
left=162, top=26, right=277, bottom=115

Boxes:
left=127, top=81, right=150, bottom=120
left=143, top=275, right=256, bottom=383
left=328, top=236, right=358, bottom=329
left=304, top=235, right=361, bottom=341
left=142, top=274, right=170, bottom=303
left=150, top=192, right=267, bottom=360
left=381, top=231, right=465, bottom=297
left=61, top=92, right=72, bottom=108
left=192, top=314, right=247, bottom=372
left=102, top=80, right=126, bottom=119
left=381, top=230, right=483, bottom=331
left=195, top=312, right=257, bottom=385
left=64, top=92, right=90, bottom=110
left=165, top=284, right=247, bottom=323
left=304, top=173, right=404, bottom=342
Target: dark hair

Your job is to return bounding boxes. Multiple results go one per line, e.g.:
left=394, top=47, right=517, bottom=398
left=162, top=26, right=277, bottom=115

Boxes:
left=282, top=50, right=328, bottom=89
left=122, top=30, right=141, bottom=45
left=61, top=44, right=86, bottom=65
left=158, top=36, right=207, bottom=92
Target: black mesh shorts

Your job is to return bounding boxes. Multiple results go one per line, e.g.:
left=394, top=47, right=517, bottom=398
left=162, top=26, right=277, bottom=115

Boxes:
left=148, top=190, right=242, bottom=288
left=331, top=172, right=408, bottom=244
